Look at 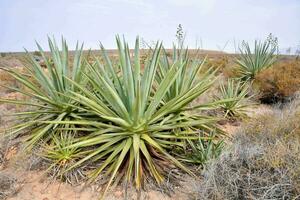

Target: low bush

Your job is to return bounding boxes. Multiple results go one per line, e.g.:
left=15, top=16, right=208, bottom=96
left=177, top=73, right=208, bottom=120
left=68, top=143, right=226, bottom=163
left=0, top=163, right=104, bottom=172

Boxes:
left=33, top=51, right=42, bottom=57
left=254, top=59, right=300, bottom=103
left=204, top=56, right=229, bottom=73
left=198, top=99, right=300, bottom=199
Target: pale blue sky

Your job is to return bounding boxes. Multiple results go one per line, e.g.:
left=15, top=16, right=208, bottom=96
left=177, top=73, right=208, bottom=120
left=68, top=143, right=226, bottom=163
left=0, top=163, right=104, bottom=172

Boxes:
left=0, top=0, right=299, bottom=52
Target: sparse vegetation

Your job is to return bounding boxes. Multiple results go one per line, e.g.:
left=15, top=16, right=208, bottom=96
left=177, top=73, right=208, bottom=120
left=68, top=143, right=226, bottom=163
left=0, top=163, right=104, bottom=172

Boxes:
left=0, top=34, right=299, bottom=200
left=198, top=99, right=300, bottom=199
left=33, top=51, right=42, bottom=57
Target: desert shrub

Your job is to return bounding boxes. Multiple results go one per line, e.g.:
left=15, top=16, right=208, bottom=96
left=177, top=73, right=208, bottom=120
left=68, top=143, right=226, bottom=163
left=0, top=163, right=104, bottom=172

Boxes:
left=215, top=79, right=253, bottom=118
left=33, top=51, right=42, bottom=57
left=198, top=100, right=300, bottom=200
left=158, top=46, right=212, bottom=101
left=0, top=67, right=27, bottom=94
left=0, top=53, right=6, bottom=58
left=0, top=69, right=18, bottom=93
left=204, top=55, right=229, bottom=74
left=158, top=46, right=226, bottom=167
left=254, top=59, right=300, bottom=103
left=236, top=40, right=277, bottom=80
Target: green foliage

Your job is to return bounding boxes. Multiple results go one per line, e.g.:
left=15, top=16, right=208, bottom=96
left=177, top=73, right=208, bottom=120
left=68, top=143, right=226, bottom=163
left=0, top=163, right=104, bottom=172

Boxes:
left=181, top=133, right=224, bottom=166
left=1, top=36, right=228, bottom=198
left=0, top=53, right=6, bottom=57
left=62, top=37, right=225, bottom=196
left=0, top=37, right=85, bottom=148
left=158, top=46, right=212, bottom=102
left=41, top=132, right=83, bottom=183
left=216, top=79, right=253, bottom=118
left=236, top=40, right=277, bottom=80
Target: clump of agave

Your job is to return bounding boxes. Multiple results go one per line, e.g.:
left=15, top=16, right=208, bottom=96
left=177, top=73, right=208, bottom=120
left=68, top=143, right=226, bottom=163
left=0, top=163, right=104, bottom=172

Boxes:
left=0, top=36, right=229, bottom=198
left=236, top=40, right=277, bottom=81
left=0, top=38, right=85, bottom=148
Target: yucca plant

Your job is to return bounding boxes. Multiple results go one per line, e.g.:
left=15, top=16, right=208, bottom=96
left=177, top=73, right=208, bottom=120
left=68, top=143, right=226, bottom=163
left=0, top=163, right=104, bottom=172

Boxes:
left=41, top=37, right=225, bottom=198
left=216, top=79, right=253, bottom=118
left=236, top=40, right=277, bottom=80
left=0, top=37, right=85, bottom=148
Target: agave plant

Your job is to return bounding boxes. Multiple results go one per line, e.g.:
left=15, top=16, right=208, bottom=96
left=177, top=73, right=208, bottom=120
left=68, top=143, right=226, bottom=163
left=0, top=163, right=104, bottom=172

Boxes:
left=216, top=79, right=253, bottom=118
left=157, top=46, right=210, bottom=101
left=1, top=36, right=227, bottom=198
left=181, top=133, right=224, bottom=167
left=41, top=132, right=84, bottom=184
left=38, top=36, right=225, bottom=197
left=157, top=46, right=225, bottom=134
left=236, top=40, right=277, bottom=80
left=0, top=37, right=85, bottom=148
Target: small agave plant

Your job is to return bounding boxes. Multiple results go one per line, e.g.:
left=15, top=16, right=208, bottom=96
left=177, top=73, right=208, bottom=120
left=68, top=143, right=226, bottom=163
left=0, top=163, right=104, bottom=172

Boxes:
left=236, top=40, right=277, bottom=81
left=40, top=132, right=83, bottom=184
left=216, top=79, right=253, bottom=118
left=182, top=132, right=224, bottom=167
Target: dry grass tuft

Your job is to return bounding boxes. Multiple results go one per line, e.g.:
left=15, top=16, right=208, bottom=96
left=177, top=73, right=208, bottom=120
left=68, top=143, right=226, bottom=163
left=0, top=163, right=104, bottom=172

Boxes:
left=198, top=98, right=300, bottom=200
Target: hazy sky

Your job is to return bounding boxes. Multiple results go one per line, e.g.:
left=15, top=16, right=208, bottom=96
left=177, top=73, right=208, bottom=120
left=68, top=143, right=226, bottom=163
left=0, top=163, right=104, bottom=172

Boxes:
left=0, top=0, right=299, bottom=52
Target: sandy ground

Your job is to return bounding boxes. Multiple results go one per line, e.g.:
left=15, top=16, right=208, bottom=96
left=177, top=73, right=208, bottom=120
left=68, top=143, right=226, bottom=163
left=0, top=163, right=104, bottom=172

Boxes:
left=2, top=168, right=199, bottom=200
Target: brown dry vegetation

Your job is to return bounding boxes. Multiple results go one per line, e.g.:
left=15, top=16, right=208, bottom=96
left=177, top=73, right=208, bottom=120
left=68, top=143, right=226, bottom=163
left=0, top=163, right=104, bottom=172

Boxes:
left=254, top=59, right=300, bottom=103
left=198, top=98, right=300, bottom=199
